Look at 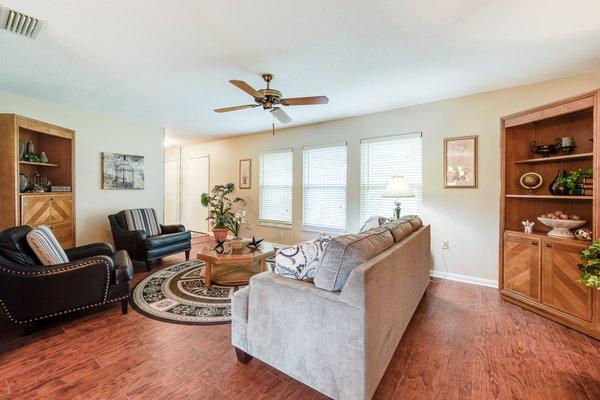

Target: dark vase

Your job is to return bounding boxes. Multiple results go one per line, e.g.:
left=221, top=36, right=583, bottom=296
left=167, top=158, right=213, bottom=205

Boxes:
left=549, top=170, right=569, bottom=195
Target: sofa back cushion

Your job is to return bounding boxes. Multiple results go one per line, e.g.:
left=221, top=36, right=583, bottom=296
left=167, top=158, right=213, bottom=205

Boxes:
left=359, top=215, right=387, bottom=233
left=401, top=215, right=423, bottom=230
left=314, top=227, right=393, bottom=291
left=26, top=226, right=69, bottom=266
left=123, top=208, right=161, bottom=236
left=382, top=220, right=413, bottom=242
left=0, top=226, right=39, bottom=266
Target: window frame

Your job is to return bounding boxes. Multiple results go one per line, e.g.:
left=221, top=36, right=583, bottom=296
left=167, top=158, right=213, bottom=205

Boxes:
left=258, top=148, right=294, bottom=227
left=360, top=132, right=423, bottom=223
left=302, top=142, right=348, bottom=233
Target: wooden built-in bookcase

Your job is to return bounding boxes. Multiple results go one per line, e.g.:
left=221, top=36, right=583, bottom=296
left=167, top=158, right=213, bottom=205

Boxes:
left=500, top=91, right=600, bottom=339
left=0, top=115, right=75, bottom=248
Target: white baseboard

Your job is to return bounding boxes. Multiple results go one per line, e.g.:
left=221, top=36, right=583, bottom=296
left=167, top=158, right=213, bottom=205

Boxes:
left=430, top=270, right=498, bottom=288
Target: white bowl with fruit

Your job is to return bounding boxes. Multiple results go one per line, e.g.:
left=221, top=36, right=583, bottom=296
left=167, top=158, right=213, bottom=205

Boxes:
left=537, top=211, right=587, bottom=238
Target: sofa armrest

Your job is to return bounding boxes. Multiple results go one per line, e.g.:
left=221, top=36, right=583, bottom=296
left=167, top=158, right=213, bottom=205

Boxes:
left=160, top=224, right=185, bottom=234
left=250, top=272, right=352, bottom=305
left=65, top=243, right=114, bottom=261
left=0, top=256, right=114, bottom=323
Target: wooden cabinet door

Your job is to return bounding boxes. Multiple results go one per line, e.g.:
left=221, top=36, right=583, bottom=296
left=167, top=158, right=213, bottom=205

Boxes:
left=503, top=233, right=541, bottom=300
left=542, top=239, right=592, bottom=322
left=48, top=194, right=73, bottom=222
left=21, top=194, right=72, bottom=225
left=47, top=220, right=74, bottom=249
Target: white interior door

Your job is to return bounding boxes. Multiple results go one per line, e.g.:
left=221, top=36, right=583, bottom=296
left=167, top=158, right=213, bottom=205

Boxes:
left=164, top=160, right=179, bottom=225
left=187, top=156, right=210, bottom=233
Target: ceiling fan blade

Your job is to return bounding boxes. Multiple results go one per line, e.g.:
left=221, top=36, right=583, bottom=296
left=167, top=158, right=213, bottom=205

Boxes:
left=229, top=80, right=266, bottom=99
left=214, top=104, right=259, bottom=113
left=280, top=96, right=329, bottom=106
left=271, top=107, right=292, bottom=124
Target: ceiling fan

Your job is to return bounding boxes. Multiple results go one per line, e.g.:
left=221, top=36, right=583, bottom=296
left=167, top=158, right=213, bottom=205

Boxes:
left=214, top=73, right=329, bottom=124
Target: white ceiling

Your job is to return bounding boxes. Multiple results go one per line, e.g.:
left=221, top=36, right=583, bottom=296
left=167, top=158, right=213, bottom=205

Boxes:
left=1, top=0, right=600, bottom=143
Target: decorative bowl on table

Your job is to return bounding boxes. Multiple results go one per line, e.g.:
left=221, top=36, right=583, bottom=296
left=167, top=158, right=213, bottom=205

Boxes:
left=537, top=217, right=587, bottom=238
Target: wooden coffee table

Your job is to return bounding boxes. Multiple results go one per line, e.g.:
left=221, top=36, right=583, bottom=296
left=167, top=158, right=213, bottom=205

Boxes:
left=196, top=241, right=276, bottom=288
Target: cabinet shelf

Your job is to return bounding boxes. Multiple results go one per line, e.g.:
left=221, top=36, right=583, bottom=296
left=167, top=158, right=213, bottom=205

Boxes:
left=19, top=161, right=60, bottom=167
left=514, top=152, right=593, bottom=164
left=505, top=194, right=593, bottom=200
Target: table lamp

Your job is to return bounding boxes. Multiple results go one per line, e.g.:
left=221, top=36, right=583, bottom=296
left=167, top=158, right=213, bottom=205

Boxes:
left=382, top=175, right=415, bottom=219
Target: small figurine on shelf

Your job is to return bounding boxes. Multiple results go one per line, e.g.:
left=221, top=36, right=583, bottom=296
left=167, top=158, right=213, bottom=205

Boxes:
left=522, top=220, right=535, bottom=235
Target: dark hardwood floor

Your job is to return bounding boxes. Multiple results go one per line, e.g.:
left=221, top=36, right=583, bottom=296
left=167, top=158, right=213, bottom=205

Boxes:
left=1, top=245, right=599, bottom=399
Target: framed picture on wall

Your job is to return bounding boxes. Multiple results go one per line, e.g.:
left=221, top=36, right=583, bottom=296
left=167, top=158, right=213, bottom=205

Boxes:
left=102, top=152, right=145, bottom=190
left=239, top=159, right=251, bottom=189
left=443, top=135, right=478, bottom=188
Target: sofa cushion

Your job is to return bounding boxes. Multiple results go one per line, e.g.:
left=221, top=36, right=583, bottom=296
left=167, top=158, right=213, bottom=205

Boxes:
left=401, top=215, right=423, bottom=230
left=123, top=208, right=161, bottom=236
left=359, top=215, right=387, bottom=233
left=0, top=226, right=39, bottom=266
left=142, top=231, right=191, bottom=250
left=314, top=227, right=393, bottom=291
left=274, top=234, right=333, bottom=281
left=382, top=220, right=413, bottom=242
left=26, top=226, right=69, bottom=266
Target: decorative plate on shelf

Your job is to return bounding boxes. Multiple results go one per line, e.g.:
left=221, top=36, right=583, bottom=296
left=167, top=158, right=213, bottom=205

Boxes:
left=519, top=172, right=543, bottom=190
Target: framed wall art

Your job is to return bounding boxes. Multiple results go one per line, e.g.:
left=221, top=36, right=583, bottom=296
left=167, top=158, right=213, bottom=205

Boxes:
left=102, top=152, right=145, bottom=190
left=443, top=135, right=478, bottom=188
left=239, top=159, right=251, bottom=189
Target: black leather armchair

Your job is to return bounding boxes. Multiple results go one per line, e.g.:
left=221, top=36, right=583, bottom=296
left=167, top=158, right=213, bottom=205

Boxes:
left=0, top=226, right=134, bottom=331
left=108, top=210, right=191, bottom=271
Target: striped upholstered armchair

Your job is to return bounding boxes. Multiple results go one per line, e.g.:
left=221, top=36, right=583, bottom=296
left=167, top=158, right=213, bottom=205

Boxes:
left=108, top=208, right=191, bottom=271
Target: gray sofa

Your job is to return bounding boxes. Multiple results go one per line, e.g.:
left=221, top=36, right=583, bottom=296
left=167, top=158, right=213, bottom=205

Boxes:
left=231, top=218, right=430, bottom=400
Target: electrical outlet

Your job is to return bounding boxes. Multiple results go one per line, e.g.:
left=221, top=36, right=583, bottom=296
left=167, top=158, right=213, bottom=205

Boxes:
left=441, top=241, right=449, bottom=250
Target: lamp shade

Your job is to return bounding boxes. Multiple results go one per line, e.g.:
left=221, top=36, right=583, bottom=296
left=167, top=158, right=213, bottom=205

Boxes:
left=382, top=175, right=415, bottom=198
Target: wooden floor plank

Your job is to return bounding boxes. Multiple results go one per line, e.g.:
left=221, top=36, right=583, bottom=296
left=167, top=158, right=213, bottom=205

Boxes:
left=521, top=309, right=590, bottom=400
left=1, top=246, right=600, bottom=400
left=550, top=321, right=600, bottom=399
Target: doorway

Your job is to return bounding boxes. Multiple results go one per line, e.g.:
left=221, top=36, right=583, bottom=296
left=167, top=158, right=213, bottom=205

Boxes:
left=186, top=155, right=210, bottom=233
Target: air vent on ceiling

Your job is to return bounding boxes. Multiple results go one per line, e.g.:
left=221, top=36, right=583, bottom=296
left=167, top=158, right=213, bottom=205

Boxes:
left=0, top=5, right=45, bottom=39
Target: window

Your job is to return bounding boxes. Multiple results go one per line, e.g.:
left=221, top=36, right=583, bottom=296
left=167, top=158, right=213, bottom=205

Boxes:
left=361, top=133, right=422, bottom=222
left=259, top=149, right=293, bottom=225
left=303, top=144, right=347, bottom=231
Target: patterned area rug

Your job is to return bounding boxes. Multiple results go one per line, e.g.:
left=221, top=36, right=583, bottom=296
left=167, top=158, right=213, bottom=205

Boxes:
left=131, top=259, right=273, bottom=325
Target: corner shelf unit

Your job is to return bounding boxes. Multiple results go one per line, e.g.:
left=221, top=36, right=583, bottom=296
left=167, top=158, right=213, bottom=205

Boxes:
left=500, top=91, right=600, bottom=340
left=0, top=114, right=76, bottom=248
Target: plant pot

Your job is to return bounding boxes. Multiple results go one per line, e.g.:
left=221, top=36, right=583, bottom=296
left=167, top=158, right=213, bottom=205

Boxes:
left=212, top=228, right=229, bottom=241
left=230, top=238, right=249, bottom=250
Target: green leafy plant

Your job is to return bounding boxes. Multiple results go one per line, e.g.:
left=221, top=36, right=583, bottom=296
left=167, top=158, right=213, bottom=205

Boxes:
left=557, top=168, right=593, bottom=192
left=21, top=154, right=41, bottom=163
left=200, top=183, right=244, bottom=229
left=577, top=240, right=600, bottom=290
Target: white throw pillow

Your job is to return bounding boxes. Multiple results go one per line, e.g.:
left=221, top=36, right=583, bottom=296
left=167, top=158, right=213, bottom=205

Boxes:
left=26, top=225, right=69, bottom=266
left=274, top=234, right=333, bottom=281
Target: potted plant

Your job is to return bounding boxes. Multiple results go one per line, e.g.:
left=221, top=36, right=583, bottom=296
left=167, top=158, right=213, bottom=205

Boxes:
left=225, top=210, right=248, bottom=249
left=200, top=183, right=244, bottom=241
left=578, top=240, right=600, bottom=290
left=557, top=168, right=593, bottom=195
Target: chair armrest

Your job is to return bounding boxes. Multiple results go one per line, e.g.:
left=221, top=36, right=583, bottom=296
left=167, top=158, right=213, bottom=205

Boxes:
left=0, top=256, right=114, bottom=323
left=65, top=243, right=114, bottom=261
left=160, top=224, right=185, bottom=234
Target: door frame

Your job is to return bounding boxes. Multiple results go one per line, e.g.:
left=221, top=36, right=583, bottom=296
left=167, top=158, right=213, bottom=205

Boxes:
left=185, top=154, right=210, bottom=234
left=164, top=158, right=181, bottom=225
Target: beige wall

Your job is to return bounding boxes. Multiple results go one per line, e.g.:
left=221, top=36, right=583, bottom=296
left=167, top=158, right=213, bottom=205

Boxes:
left=182, top=70, right=600, bottom=283
left=0, top=90, right=165, bottom=245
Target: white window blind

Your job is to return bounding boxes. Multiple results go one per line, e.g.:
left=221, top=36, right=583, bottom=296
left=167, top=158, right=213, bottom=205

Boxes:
left=303, top=144, right=347, bottom=231
left=259, top=149, right=293, bottom=225
left=361, top=133, right=422, bottom=222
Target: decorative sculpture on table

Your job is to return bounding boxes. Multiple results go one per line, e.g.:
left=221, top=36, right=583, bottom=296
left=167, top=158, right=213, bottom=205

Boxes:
left=522, top=220, right=535, bottom=234
left=213, top=238, right=227, bottom=254
left=247, top=236, right=263, bottom=251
